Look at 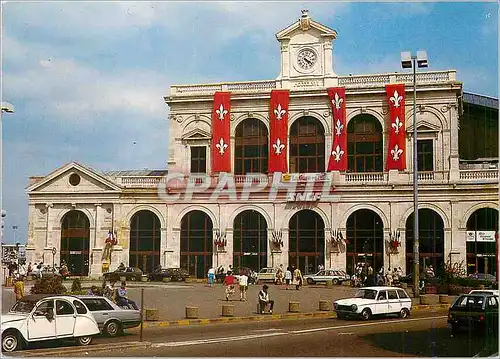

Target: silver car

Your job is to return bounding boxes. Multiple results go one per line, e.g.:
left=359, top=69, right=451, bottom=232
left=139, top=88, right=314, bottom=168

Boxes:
left=76, top=296, right=141, bottom=337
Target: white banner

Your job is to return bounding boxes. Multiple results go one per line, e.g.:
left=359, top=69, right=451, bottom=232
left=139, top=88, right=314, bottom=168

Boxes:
left=466, top=231, right=496, bottom=242
left=281, top=173, right=331, bottom=182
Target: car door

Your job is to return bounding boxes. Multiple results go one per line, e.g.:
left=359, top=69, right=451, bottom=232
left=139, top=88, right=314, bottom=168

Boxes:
left=315, top=270, right=325, bottom=282
left=486, top=296, right=499, bottom=329
left=28, top=299, right=56, bottom=340
left=55, top=299, right=76, bottom=338
left=375, top=290, right=389, bottom=315
left=387, top=289, right=401, bottom=314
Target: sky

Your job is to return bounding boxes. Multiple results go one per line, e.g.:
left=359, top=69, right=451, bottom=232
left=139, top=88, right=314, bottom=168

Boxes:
left=1, top=1, right=498, bottom=244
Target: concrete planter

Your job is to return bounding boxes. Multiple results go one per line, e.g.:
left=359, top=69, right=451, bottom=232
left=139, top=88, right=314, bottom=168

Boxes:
left=289, top=301, right=300, bottom=313
left=162, top=277, right=171, bottom=283
left=319, top=300, right=331, bottom=311
left=420, top=294, right=439, bottom=305
left=439, top=294, right=452, bottom=304
left=119, top=276, right=126, bottom=282
left=185, top=306, right=199, bottom=319
left=141, top=276, right=148, bottom=282
left=145, top=308, right=159, bottom=321
left=222, top=304, right=234, bottom=317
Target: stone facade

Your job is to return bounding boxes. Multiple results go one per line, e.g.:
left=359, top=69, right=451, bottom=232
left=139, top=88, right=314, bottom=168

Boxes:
left=25, top=12, right=498, bottom=278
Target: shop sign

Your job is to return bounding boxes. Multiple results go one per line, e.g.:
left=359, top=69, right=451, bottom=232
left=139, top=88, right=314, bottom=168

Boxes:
left=281, top=173, right=329, bottom=182
left=286, top=192, right=322, bottom=202
left=70, top=251, right=82, bottom=255
left=466, top=231, right=496, bottom=242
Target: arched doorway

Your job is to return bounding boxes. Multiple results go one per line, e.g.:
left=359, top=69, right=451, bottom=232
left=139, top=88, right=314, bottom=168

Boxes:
left=405, top=209, right=444, bottom=275
left=180, top=211, right=213, bottom=279
left=346, top=209, right=384, bottom=274
left=129, top=210, right=161, bottom=274
left=289, top=210, right=325, bottom=274
left=235, top=119, right=268, bottom=174
left=60, top=210, right=90, bottom=276
left=289, top=116, right=325, bottom=173
left=347, top=115, right=383, bottom=172
left=233, top=210, right=267, bottom=272
left=466, top=208, right=498, bottom=275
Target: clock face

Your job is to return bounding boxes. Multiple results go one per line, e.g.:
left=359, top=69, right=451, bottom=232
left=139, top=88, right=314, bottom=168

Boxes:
left=297, top=49, right=317, bottom=70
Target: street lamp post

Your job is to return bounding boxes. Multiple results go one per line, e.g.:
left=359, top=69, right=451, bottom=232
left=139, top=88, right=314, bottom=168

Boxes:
left=1, top=102, right=15, bottom=244
left=401, top=51, right=428, bottom=298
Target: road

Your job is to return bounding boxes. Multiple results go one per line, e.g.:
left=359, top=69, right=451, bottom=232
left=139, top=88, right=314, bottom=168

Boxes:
left=14, top=310, right=498, bottom=357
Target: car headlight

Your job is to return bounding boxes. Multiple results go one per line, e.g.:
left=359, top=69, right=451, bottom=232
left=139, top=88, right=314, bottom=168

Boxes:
left=351, top=304, right=358, bottom=312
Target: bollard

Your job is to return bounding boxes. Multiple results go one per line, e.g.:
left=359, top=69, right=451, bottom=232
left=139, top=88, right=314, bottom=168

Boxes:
left=119, top=276, right=126, bottom=282
left=141, top=276, right=148, bottom=282
left=26, top=275, right=33, bottom=281
left=439, top=294, right=450, bottom=304
left=319, top=300, right=331, bottom=311
left=185, top=306, right=199, bottom=319
left=222, top=304, right=235, bottom=317
left=145, top=308, right=159, bottom=321
left=162, top=277, right=171, bottom=283
left=289, top=301, right=300, bottom=313
left=4, top=276, right=13, bottom=287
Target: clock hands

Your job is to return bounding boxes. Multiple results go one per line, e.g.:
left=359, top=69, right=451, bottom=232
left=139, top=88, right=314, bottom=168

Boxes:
left=303, top=57, right=312, bottom=65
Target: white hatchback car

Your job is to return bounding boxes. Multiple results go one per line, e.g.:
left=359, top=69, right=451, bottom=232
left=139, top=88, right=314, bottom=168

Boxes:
left=1, top=294, right=100, bottom=352
left=334, top=286, right=412, bottom=320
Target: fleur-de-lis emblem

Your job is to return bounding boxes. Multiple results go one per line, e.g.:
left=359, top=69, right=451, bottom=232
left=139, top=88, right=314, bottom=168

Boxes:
left=391, top=144, right=403, bottom=161
left=215, top=138, right=228, bottom=155
left=391, top=117, right=403, bottom=134
left=333, top=92, right=344, bottom=110
left=390, top=90, right=403, bottom=108
left=332, top=145, right=344, bottom=162
left=274, top=104, right=286, bottom=120
left=215, top=104, right=228, bottom=121
left=273, top=138, right=285, bottom=154
left=335, top=119, right=344, bottom=136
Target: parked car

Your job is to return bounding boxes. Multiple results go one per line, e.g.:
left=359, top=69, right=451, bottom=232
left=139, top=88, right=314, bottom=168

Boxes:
left=334, top=286, right=412, bottom=320
left=255, top=268, right=278, bottom=283
left=469, top=289, right=499, bottom=297
left=448, top=293, right=499, bottom=335
left=103, top=267, right=143, bottom=282
left=303, top=269, right=348, bottom=285
left=148, top=268, right=189, bottom=282
left=1, top=294, right=100, bottom=352
left=76, top=295, right=141, bottom=337
left=468, top=273, right=497, bottom=283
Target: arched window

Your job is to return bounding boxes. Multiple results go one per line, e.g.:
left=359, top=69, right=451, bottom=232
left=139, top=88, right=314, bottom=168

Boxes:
left=346, top=209, right=384, bottom=274
left=347, top=115, right=383, bottom=172
left=129, top=210, right=161, bottom=273
left=233, top=210, right=267, bottom=271
left=180, top=211, right=213, bottom=278
left=235, top=119, right=268, bottom=174
left=290, top=117, right=325, bottom=173
left=405, top=209, right=444, bottom=274
left=466, top=208, right=498, bottom=275
left=61, top=210, right=90, bottom=276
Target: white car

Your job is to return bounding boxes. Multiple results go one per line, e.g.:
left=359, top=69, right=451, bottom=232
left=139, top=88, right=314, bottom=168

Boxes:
left=334, top=286, right=412, bottom=320
left=256, top=268, right=278, bottom=283
left=469, top=289, right=499, bottom=297
left=303, top=269, right=349, bottom=285
left=1, top=294, right=100, bottom=352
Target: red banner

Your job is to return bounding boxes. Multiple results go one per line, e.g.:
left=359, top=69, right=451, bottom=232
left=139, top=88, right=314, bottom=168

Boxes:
left=269, top=90, right=289, bottom=173
left=386, top=84, right=406, bottom=171
left=211, top=92, right=231, bottom=173
left=327, top=87, right=347, bottom=171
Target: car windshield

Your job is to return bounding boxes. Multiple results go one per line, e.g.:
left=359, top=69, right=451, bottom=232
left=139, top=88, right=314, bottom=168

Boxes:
left=354, top=289, right=377, bottom=300
left=10, top=300, right=35, bottom=313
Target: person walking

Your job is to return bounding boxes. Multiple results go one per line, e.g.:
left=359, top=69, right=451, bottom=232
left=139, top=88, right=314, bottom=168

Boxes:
left=207, top=267, right=215, bottom=287
left=284, top=267, right=292, bottom=290
left=385, top=267, right=393, bottom=287
left=238, top=270, right=248, bottom=301
left=13, top=277, right=24, bottom=300
left=293, top=267, right=303, bottom=290
left=275, top=264, right=284, bottom=285
left=224, top=272, right=235, bottom=301
left=258, top=284, right=274, bottom=314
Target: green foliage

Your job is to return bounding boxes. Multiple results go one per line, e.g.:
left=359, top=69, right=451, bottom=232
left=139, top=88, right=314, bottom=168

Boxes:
left=66, top=290, right=88, bottom=295
left=71, top=278, right=82, bottom=292
left=30, top=276, right=67, bottom=295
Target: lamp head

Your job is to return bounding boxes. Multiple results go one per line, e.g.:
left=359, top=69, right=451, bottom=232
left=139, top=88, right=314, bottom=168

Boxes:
left=416, top=50, right=428, bottom=68
left=400, top=51, right=412, bottom=69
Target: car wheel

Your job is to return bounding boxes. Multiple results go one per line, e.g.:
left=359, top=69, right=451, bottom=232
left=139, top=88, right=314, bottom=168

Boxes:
left=361, top=308, right=371, bottom=321
left=2, top=331, right=21, bottom=352
left=306, top=278, right=314, bottom=285
left=105, top=321, right=121, bottom=337
left=333, top=279, right=339, bottom=285
left=399, top=308, right=410, bottom=319
left=76, top=336, right=92, bottom=346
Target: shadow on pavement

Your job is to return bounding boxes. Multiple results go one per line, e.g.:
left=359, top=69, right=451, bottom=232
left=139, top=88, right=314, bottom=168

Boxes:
left=361, top=327, right=498, bottom=357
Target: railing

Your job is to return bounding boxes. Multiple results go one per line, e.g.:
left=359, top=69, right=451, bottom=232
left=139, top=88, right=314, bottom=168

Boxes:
left=169, top=71, right=456, bottom=96
left=120, top=176, right=163, bottom=188
left=344, top=172, right=386, bottom=183
left=459, top=169, right=499, bottom=181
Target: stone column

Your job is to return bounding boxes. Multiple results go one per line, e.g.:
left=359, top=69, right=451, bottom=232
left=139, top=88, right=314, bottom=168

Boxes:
left=281, top=228, right=290, bottom=268
left=90, top=204, right=102, bottom=277
left=167, top=228, right=181, bottom=268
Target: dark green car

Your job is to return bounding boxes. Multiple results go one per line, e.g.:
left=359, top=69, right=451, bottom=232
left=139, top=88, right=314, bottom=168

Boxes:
left=103, top=267, right=143, bottom=282
left=448, top=293, right=499, bottom=335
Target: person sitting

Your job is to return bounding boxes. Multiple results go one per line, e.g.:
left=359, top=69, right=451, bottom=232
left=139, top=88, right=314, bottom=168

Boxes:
left=115, top=281, right=138, bottom=310
left=258, top=284, right=274, bottom=314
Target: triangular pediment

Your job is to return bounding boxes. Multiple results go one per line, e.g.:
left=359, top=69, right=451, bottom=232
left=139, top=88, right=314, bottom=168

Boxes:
left=276, top=17, right=337, bottom=41
left=182, top=129, right=211, bottom=140
left=406, top=121, right=440, bottom=133
left=26, top=162, right=122, bottom=194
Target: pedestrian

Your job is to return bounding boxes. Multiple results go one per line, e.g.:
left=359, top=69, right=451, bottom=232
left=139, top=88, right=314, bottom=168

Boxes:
left=27, top=262, right=32, bottom=275
left=318, top=263, right=325, bottom=272
left=115, top=281, right=138, bottom=309
left=13, top=277, right=24, bottom=300
left=275, top=264, right=284, bottom=285
left=284, top=267, right=292, bottom=290
left=118, top=262, right=125, bottom=271
left=37, top=262, right=43, bottom=279
left=224, top=272, right=235, bottom=301
left=207, top=267, right=215, bottom=287
left=227, top=265, right=233, bottom=275
left=87, top=285, right=98, bottom=295
left=293, top=267, right=303, bottom=290
left=258, top=284, right=274, bottom=314
left=238, top=270, right=248, bottom=301
left=385, top=268, right=393, bottom=286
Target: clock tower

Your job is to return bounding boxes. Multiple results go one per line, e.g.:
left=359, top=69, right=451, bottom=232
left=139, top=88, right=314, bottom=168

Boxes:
left=276, top=10, right=338, bottom=89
